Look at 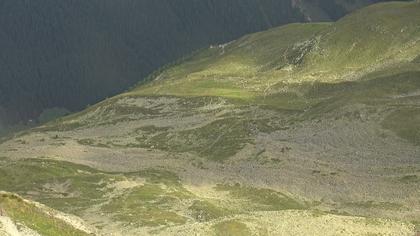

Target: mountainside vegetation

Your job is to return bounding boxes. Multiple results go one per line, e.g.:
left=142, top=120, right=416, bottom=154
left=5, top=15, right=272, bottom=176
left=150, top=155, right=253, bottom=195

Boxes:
left=0, top=0, right=397, bottom=130
left=0, top=1, right=419, bottom=235
left=134, top=1, right=419, bottom=99
left=0, top=192, right=93, bottom=235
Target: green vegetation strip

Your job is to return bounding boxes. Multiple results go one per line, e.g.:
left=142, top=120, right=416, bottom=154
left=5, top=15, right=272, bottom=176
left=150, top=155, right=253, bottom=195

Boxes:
left=0, top=193, right=88, bottom=236
left=215, top=184, right=306, bottom=211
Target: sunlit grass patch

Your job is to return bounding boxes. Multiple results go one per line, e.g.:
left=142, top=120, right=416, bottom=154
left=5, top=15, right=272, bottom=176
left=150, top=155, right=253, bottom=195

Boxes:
left=213, top=220, right=252, bottom=236
left=188, top=200, right=230, bottom=222
left=101, top=184, right=188, bottom=227
left=134, top=117, right=253, bottom=161
left=0, top=193, right=88, bottom=236
left=214, top=184, right=306, bottom=211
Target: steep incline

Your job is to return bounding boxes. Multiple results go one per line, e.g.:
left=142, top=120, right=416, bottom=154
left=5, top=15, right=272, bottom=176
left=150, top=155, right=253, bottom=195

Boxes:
left=0, top=0, right=397, bottom=128
left=0, top=1, right=419, bottom=235
left=134, top=1, right=420, bottom=98
left=0, top=192, right=93, bottom=236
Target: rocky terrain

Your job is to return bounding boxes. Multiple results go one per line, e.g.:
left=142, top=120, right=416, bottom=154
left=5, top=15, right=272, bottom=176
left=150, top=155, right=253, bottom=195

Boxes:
left=0, top=1, right=419, bottom=235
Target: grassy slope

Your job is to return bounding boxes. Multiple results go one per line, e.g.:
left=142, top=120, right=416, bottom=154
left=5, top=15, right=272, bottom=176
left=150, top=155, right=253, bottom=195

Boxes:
left=122, top=1, right=420, bottom=146
left=301, top=1, right=420, bottom=80
left=29, top=1, right=420, bottom=159
left=39, top=1, right=420, bottom=125
left=0, top=158, right=306, bottom=226
left=0, top=158, right=414, bottom=235
left=131, top=1, right=420, bottom=99
left=33, top=1, right=420, bottom=154
left=1, top=2, right=420, bottom=235
left=130, top=22, right=331, bottom=99
left=0, top=193, right=88, bottom=236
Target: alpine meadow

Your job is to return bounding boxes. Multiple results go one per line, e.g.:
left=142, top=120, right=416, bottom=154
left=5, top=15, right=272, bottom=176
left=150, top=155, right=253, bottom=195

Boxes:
left=0, top=1, right=419, bottom=235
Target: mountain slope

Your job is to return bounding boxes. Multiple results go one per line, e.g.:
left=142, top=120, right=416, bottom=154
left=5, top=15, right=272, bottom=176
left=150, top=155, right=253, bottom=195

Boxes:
left=0, top=1, right=419, bottom=235
left=133, top=1, right=420, bottom=98
left=0, top=158, right=414, bottom=235
left=0, top=192, right=94, bottom=236
left=295, top=0, right=403, bottom=21
left=0, top=0, right=398, bottom=128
